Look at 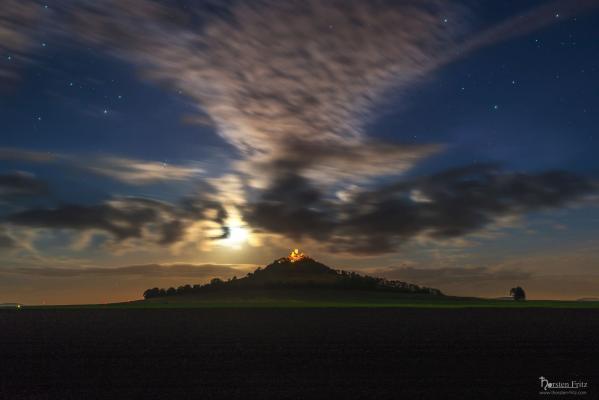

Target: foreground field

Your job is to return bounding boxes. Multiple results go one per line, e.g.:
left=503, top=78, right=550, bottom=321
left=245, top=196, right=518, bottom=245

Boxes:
left=1, top=308, right=598, bottom=399
left=130, top=293, right=599, bottom=308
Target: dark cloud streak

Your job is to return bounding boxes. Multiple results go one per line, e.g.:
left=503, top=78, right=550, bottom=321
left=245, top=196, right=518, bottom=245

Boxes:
left=6, top=194, right=228, bottom=246
left=245, top=165, right=596, bottom=254
left=0, top=172, right=48, bottom=199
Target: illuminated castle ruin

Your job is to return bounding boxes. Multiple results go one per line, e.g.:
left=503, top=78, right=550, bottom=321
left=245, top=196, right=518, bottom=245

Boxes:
left=288, top=248, right=306, bottom=262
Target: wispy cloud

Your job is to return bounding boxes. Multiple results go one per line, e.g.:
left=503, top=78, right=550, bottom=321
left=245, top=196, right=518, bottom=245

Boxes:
left=0, top=171, right=48, bottom=199
left=4, top=0, right=595, bottom=182
left=83, top=156, right=204, bottom=185
left=373, top=265, right=532, bottom=285
left=62, top=0, right=461, bottom=183
left=0, top=0, right=42, bottom=82
left=1, top=262, right=254, bottom=278
left=0, top=147, right=56, bottom=163
left=0, top=147, right=203, bottom=185
left=456, top=0, right=599, bottom=58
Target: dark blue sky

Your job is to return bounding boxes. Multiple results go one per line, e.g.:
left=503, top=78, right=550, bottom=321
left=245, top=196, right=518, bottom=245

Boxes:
left=373, top=8, right=599, bottom=176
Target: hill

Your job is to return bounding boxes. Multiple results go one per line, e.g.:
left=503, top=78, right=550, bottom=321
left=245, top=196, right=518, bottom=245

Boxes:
left=142, top=249, right=442, bottom=301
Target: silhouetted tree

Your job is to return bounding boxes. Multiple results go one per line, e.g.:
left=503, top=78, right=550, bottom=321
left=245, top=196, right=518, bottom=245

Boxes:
left=176, top=284, right=193, bottom=295
left=166, top=287, right=176, bottom=296
left=210, top=277, right=224, bottom=286
left=510, top=286, right=526, bottom=301
left=143, top=287, right=161, bottom=299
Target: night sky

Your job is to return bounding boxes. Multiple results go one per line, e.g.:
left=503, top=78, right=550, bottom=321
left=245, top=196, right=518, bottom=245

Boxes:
left=1, top=0, right=598, bottom=304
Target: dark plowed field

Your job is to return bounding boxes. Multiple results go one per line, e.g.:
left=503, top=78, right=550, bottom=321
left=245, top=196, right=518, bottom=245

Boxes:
left=1, top=309, right=597, bottom=399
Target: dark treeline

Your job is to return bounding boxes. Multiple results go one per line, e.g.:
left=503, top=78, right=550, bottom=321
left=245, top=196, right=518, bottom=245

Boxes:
left=143, top=264, right=442, bottom=299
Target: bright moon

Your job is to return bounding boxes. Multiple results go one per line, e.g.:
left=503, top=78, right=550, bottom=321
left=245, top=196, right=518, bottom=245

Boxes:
left=222, top=226, right=249, bottom=248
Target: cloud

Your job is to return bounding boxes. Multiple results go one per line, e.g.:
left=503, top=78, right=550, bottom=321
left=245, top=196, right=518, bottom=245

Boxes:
left=6, top=194, right=228, bottom=247
left=82, top=156, right=204, bottom=185
left=248, top=139, right=441, bottom=186
left=0, top=148, right=56, bottom=163
left=55, top=0, right=598, bottom=210
left=0, top=147, right=203, bottom=185
left=8, top=200, right=162, bottom=241
left=44, top=0, right=463, bottom=184
left=0, top=171, right=48, bottom=199
left=244, top=164, right=597, bottom=254
left=3, top=1, right=596, bottom=178
left=168, top=0, right=453, bottom=170
left=65, top=0, right=597, bottom=178
left=4, top=0, right=593, bottom=180
left=374, top=266, right=532, bottom=285
left=0, top=232, right=16, bottom=249
left=0, top=0, right=42, bottom=82
left=457, top=0, right=599, bottom=58
left=1, top=263, right=253, bottom=278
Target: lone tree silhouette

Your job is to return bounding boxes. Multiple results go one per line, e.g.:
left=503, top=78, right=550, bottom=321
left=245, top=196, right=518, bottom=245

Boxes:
left=509, top=286, right=526, bottom=301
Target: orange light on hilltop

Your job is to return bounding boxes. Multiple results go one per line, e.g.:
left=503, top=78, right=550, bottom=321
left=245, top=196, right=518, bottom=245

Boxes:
left=288, top=248, right=306, bottom=263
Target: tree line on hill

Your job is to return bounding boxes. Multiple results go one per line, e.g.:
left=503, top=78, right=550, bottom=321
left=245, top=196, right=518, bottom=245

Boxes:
left=143, top=269, right=442, bottom=299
